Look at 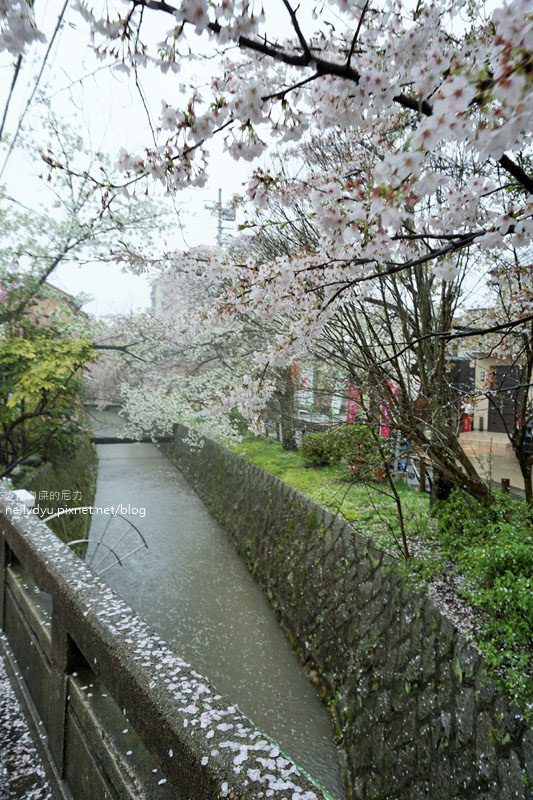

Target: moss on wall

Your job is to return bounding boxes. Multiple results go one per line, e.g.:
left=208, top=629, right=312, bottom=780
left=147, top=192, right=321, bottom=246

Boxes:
left=163, top=425, right=533, bottom=800
left=20, top=432, right=98, bottom=555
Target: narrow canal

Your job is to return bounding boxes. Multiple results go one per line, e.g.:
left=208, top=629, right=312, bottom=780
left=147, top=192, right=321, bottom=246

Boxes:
left=87, top=409, right=344, bottom=797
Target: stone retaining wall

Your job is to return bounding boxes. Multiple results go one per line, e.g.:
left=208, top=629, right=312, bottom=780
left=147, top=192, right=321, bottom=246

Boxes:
left=163, top=425, right=532, bottom=800
left=22, top=426, right=97, bottom=550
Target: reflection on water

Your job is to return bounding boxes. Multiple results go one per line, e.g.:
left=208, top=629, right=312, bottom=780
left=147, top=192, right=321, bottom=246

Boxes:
left=88, top=421, right=344, bottom=797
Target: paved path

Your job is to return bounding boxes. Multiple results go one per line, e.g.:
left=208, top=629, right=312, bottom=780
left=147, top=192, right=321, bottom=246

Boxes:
left=460, top=432, right=526, bottom=492
left=0, top=638, right=51, bottom=800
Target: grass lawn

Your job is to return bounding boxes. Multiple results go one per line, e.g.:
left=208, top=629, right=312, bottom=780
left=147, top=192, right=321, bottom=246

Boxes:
left=230, top=435, right=431, bottom=556
left=230, top=434, right=532, bottom=716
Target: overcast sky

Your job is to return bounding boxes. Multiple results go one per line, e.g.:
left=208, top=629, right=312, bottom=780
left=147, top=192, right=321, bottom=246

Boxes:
left=0, top=0, right=257, bottom=315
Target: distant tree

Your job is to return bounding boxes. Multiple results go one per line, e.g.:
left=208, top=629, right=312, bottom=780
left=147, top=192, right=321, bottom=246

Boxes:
left=0, top=114, right=172, bottom=473
left=86, top=248, right=270, bottom=442
left=0, top=326, right=96, bottom=479
left=0, top=114, right=169, bottom=329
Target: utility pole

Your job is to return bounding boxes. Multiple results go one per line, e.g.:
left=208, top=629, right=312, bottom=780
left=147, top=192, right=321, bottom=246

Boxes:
left=216, top=187, right=223, bottom=246
left=205, top=188, right=235, bottom=247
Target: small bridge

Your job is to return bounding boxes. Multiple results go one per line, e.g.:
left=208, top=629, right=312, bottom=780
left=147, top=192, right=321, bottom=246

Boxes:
left=90, top=435, right=173, bottom=444
left=84, top=404, right=173, bottom=445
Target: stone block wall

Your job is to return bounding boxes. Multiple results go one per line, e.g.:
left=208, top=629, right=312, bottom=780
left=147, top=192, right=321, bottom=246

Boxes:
left=163, top=425, right=532, bottom=800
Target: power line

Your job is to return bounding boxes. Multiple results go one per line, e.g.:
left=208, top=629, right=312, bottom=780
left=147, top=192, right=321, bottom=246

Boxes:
left=0, top=0, right=70, bottom=181
left=0, top=55, right=23, bottom=143
left=0, top=0, right=38, bottom=145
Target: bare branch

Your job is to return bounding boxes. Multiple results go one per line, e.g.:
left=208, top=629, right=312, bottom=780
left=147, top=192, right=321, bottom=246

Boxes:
left=281, top=0, right=311, bottom=58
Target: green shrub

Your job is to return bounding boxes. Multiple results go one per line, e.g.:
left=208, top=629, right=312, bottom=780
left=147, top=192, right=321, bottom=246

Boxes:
left=301, top=430, right=341, bottom=466
left=301, top=423, right=391, bottom=478
left=434, top=490, right=533, bottom=713
left=330, top=423, right=389, bottom=480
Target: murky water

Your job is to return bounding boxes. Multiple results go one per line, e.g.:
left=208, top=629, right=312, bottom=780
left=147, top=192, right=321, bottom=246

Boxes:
left=87, top=409, right=344, bottom=797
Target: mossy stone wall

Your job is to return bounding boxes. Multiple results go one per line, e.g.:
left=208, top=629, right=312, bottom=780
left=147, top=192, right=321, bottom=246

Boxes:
left=21, top=434, right=97, bottom=553
left=163, top=425, right=532, bottom=800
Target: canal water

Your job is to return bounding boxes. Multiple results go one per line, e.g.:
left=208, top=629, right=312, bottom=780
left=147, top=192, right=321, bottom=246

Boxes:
left=86, top=409, right=344, bottom=797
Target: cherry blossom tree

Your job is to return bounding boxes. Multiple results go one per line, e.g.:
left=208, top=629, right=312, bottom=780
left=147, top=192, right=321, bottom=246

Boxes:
left=234, top=137, right=497, bottom=503
left=85, top=246, right=274, bottom=441
left=0, top=114, right=171, bottom=329
left=86, top=237, right=305, bottom=448
left=4, top=0, right=531, bottom=474
left=71, top=0, right=530, bottom=381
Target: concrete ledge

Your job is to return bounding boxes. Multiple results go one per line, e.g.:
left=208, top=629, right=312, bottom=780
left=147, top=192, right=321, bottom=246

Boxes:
left=0, top=486, right=330, bottom=800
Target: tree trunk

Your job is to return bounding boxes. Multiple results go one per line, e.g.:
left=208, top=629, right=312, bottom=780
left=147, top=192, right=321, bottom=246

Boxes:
left=430, top=470, right=455, bottom=505
left=516, top=450, right=532, bottom=505
left=277, top=367, right=297, bottom=451
left=418, top=459, right=426, bottom=493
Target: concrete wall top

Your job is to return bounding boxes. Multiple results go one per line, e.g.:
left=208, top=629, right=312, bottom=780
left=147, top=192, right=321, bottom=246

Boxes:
left=0, top=486, right=331, bottom=800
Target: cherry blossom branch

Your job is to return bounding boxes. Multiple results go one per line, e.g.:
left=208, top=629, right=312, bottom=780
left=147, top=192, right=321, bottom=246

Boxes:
left=92, top=343, right=152, bottom=362
left=370, top=314, right=533, bottom=368
left=262, top=73, right=319, bottom=103
left=130, top=0, right=531, bottom=192
left=317, top=230, right=485, bottom=307
left=347, top=0, right=369, bottom=67
left=0, top=55, right=22, bottom=142
left=281, top=0, right=311, bottom=59
left=498, top=155, right=533, bottom=194
left=136, top=0, right=358, bottom=69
